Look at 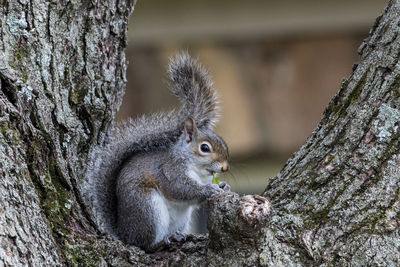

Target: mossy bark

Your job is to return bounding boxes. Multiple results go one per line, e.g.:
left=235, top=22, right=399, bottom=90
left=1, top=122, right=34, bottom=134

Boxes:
left=263, top=1, right=400, bottom=264
left=0, top=0, right=136, bottom=265
left=1, top=0, right=400, bottom=266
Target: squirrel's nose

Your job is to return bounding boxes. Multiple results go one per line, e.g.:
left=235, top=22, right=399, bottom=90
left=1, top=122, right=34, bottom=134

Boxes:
left=221, top=162, right=229, bottom=172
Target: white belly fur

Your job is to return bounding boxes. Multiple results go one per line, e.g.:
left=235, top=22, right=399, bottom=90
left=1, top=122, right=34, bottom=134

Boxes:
left=150, top=190, right=193, bottom=245
left=150, top=165, right=215, bottom=245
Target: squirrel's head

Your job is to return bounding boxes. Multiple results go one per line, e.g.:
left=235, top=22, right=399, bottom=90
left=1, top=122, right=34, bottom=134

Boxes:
left=180, top=117, right=229, bottom=175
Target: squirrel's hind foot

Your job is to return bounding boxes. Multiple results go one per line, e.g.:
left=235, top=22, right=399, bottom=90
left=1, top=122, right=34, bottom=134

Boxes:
left=147, top=232, right=187, bottom=253
left=169, top=231, right=186, bottom=242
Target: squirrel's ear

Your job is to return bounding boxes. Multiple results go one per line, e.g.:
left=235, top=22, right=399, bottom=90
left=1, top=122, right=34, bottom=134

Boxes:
left=184, top=117, right=198, bottom=143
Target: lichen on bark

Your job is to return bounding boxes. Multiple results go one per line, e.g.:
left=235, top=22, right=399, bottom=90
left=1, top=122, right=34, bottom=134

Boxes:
left=264, top=1, right=400, bottom=264
left=0, top=0, right=135, bottom=265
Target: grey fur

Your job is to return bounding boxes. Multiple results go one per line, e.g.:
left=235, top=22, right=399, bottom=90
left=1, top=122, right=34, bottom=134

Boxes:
left=83, top=52, right=229, bottom=250
left=116, top=144, right=223, bottom=250
left=168, top=51, right=220, bottom=128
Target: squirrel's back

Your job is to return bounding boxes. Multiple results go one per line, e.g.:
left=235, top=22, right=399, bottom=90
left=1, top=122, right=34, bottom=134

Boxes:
left=83, top=52, right=221, bottom=236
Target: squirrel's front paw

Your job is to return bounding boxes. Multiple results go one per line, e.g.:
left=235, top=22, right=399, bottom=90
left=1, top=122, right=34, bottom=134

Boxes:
left=218, top=181, right=231, bottom=191
left=206, top=183, right=223, bottom=196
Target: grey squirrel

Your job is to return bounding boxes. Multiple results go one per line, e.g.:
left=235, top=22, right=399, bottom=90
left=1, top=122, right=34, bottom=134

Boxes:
left=84, top=52, right=230, bottom=251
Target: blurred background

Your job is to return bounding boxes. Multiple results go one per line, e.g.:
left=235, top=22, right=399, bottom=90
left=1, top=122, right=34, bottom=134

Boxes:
left=117, top=0, right=386, bottom=196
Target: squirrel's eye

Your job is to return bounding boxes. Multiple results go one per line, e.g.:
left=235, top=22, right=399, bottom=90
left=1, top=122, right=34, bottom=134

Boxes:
left=200, top=143, right=211, bottom=153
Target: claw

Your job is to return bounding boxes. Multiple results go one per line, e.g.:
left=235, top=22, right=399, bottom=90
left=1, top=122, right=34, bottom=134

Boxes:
left=163, top=236, right=171, bottom=246
left=218, top=181, right=231, bottom=191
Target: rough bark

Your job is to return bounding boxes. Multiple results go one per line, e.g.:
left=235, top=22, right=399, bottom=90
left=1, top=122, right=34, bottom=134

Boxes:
left=0, top=0, right=136, bottom=265
left=1, top=0, right=400, bottom=266
left=263, top=1, right=400, bottom=264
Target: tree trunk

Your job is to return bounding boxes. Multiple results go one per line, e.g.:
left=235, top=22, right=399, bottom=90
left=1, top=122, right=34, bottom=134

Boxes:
left=1, top=0, right=399, bottom=266
left=0, top=0, right=136, bottom=265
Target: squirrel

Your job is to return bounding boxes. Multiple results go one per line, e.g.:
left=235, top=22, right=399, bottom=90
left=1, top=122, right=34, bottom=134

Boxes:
left=83, top=52, right=230, bottom=251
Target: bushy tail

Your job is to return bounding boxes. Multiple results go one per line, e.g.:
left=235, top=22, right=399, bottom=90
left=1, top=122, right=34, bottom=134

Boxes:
left=83, top=52, right=220, bottom=236
left=168, top=51, right=219, bottom=128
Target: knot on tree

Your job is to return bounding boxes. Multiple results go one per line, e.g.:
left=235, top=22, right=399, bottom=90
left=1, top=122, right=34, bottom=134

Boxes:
left=207, top=192, right=271, bottom=251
